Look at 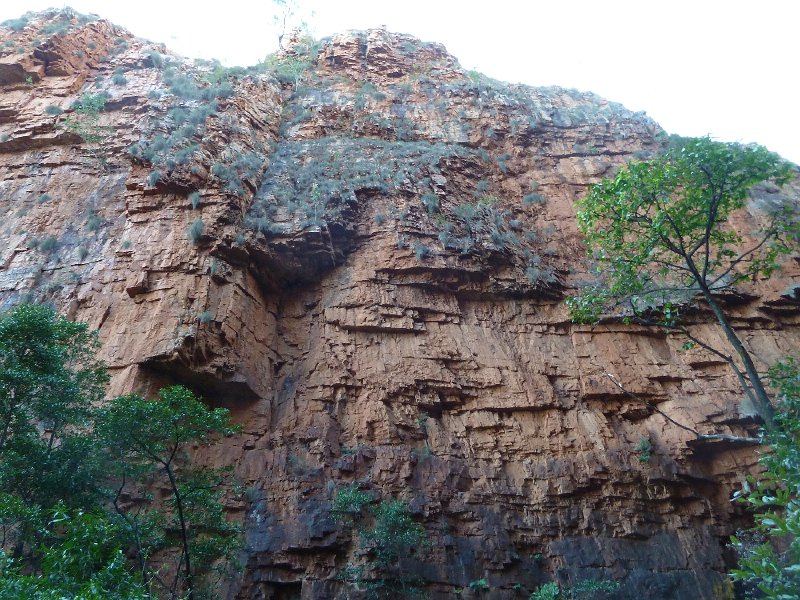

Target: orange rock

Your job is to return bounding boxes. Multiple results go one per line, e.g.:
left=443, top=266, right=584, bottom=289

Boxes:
left=1, top=10, right=799, bottom=599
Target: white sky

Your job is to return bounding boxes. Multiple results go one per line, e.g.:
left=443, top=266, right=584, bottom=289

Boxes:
left=3, top=1, right=799, bottom=163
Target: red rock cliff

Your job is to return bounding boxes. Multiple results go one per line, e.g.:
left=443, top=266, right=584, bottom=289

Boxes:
left=1, top=10, right=799, bottom=599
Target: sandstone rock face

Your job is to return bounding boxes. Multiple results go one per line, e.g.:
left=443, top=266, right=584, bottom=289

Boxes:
left=1, top=11, right=799, bottom=599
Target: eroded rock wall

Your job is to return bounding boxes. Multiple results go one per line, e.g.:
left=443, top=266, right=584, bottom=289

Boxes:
left=1, top=11, right=799, bottom=599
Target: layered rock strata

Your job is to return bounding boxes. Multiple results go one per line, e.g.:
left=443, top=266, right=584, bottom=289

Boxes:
left=1, top=10, right=799, bottom=599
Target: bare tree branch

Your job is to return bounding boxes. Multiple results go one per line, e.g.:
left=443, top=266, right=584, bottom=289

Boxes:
left=603, top=372, right=761, bottom=444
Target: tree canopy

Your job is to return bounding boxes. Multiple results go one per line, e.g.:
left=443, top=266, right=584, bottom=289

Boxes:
left=0, top=304, right=241, bottom=599
left=567, top=136, right=798, bottom=426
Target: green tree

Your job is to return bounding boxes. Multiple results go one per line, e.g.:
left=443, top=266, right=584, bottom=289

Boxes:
left=98, top=386, right=241, bottom=600
left=0, top=304, right=143, bottom=597
left=0, top=304, right=242, bottom=599
left=730, top=358, right=800, bottom=597
left=567, top=137, right=797, bottom=427
left=0, top=303, right=108, bottom=509
left=271, top=0, right=313, bottom=51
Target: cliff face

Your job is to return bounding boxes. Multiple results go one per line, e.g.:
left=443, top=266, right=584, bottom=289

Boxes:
left=1, top=10, right=799, bottom=599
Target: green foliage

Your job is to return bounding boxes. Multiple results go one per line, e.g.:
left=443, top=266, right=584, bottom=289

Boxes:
left=263, top=35, right=320, bottom=86
left=45, top=104, right=63, bottom=116
left=129, top=66, right=255, bottom=192
left=1, top=17, right=28, bottom=31
left=442, top=197, right=521, bottom=256
left=333, top=495, right=430, bottom=598
left=523, top=192, right=545, bottom=206
left=0, top=305, right=242, bottom=599
left=97, top=386, right=241, bottom=598
left=37, top=193, right=51, bottom=203
left=86, top=209, right=102, bottom=231
left=730, top=358, right=800, bottom=597
left=529, top=579, right=620, bottom=600
left=469, top=578, right=490, bottom=591
left=62, top=93, right=108, bottom=144
left=0, top=304, right=108, bottom=506
left=635, top=436, right=652, bottom=462
left=188, top=218, right=205, bottom=244
left=0, top=507, right=149, bottom=599
left=111, top=70, right=128, bottom=86
left=421, top=193, right=439, bottom=214
left=247, top=138, right=465, bottom=234
left=331, top=484, right=371, bottom=524
left=146, top=50, right=164, bottom=68
left=413, top=242, right=431, bottom=261
left=567, top=136, right=797, bottom=426
left=211, top=151, right=264, bottom=196
left=567, top=137, right=795, bottom=324
left=37, top=235, right=59, bottom=254
left=364, top=499, right=429, bottom=572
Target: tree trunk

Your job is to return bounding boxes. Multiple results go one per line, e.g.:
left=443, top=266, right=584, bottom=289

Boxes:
left=165, top=464, right=194, bottom=600
left=700, top=286, right=775, bottom=428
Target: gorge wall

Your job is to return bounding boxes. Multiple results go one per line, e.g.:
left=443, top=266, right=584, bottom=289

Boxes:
left=1, top=10, right=799, bottom=599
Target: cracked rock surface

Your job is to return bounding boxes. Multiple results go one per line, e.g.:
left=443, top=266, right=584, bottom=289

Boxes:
left=1, top=10, right=799, bottom=599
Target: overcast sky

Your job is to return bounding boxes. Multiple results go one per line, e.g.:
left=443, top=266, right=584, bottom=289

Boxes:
left=3, top=1, right=798, bottom=163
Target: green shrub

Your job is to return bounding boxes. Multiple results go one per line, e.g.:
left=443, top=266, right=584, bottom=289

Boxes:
left=37, top=235, right=59, bottom=254
left=530, top=579, right=620, bottom=600
left=531, top=582, right=560, bottom=600
left=469, top=578, right=490, bottom=591
left=188, top=218, right=205, bottom=244
left=331, top=484, right=371, bottom=523
left=364, top=499, right=429, bottom=575
left=62, top=93, right=108, bottom=145
left=523, top=192, right=546, bottom=206
left=189, top=191, right=201, bottom=209
left=86, top=210, right=102, bottom=232
left=247, top=138, right=466, bottom=234
left=474, top=179, right=489, bottom=196
left=635, top=437, right=652, bottom=462
left=37, top=193, right=51, bottom=203
left=730, top=358, right=800, bottom=597
left=2, top=17, right=28, bottom=31
left=45, top=105, right=63, bottom=116
left=334, top=495, right=430, bottom=597
left=147, top=170, right=160, bottom=187
left=111, top=71, right=127, bottom=86
left=414, top=242, right=431, bottom=261
left=421, top=193, right=439, bottom=214
left=146, top=50, right=163, bottom=68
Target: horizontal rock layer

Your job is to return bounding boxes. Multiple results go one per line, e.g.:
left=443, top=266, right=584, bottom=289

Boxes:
left=1, top=10, right=799, bottom=599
